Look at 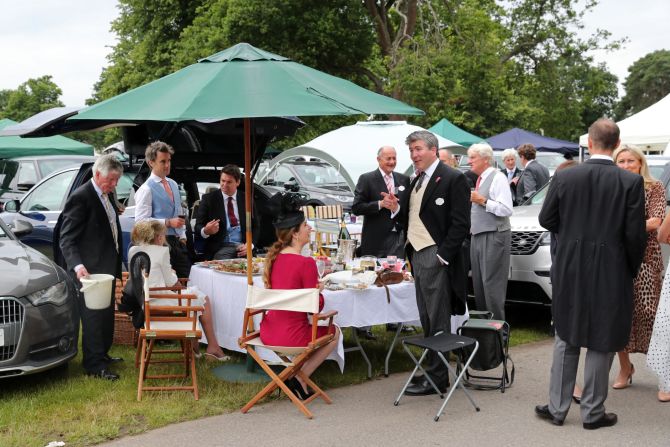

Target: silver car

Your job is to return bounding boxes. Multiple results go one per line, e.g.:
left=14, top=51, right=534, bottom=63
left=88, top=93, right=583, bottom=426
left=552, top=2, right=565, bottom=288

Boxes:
left=507, top=157, right=670, bottom=305
left=0, top=218, right=78, bottom=378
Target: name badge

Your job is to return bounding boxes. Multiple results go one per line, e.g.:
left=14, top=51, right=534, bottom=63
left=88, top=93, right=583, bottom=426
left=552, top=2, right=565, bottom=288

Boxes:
left=435, top=198, right=445, bottom=206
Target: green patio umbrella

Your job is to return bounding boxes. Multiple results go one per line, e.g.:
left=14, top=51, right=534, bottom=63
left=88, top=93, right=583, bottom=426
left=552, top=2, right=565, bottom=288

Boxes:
left=68, top=43, right=424, bottom=286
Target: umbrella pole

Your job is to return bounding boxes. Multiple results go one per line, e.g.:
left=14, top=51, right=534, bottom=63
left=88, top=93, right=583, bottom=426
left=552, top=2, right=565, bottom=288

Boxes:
left=244, top=117, right=256, bottom=374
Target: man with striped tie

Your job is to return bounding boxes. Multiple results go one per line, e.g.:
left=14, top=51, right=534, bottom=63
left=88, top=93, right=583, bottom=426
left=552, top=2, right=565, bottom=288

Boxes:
left=59, top=154, right=124, bottom=380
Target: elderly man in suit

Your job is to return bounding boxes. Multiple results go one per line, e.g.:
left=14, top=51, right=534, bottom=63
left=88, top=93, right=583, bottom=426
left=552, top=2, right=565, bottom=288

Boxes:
left=516, top=143, right=550, bottom=205
left=352, top=146, right=410, bottom=258
left=438, top=148, right=459, bottom=168
left=469, top=143, right=514, bottom=321
left=535, top=118, right=646, bottom=429
left=352, top=146, right=411, bottom=338
left=195, top=164, right=259, bottom=260
left=59, top=154, right=124, bottom=380
left=499, top=148, right=522, bottom=202
left=135, top=141, right=191, bottom=277
left=393, top=130, right=470, bottom=395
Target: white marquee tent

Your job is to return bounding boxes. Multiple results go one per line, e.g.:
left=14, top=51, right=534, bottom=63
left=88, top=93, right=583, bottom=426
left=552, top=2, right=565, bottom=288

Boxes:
left=262, top=121, right=463, bottom=191
left=579, top=93, right=670, bottom=153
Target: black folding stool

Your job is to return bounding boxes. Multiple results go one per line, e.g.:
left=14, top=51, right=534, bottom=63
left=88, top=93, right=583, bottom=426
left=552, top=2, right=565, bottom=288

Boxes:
left=394, top=332, right=480, bottom=422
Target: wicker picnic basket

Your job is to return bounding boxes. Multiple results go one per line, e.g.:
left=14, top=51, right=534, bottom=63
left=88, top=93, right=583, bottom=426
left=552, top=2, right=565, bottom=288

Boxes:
left=112, top=272, right=138, bottom=346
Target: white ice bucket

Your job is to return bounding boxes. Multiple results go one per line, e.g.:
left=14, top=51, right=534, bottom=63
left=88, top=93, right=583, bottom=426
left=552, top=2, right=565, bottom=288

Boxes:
left=80, top=274, right=115, bottom=310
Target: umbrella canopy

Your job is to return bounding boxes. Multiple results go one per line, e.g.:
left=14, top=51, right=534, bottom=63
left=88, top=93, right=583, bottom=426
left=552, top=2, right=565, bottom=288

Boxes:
left=0, top=119, right=93, bottom=158
left=70, top=43, right=423, bottom=123
left=487, top=127, right=579, bottom=155
left=428, top=118, right=483, bottom=147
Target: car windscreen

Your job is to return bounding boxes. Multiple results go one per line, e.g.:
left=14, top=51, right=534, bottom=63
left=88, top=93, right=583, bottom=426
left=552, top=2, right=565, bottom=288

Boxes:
left=37, top=158, right=87, bottom=178
left=0, top=220, right=7, bottom=238
left=293, top=164, right=346, bottom=185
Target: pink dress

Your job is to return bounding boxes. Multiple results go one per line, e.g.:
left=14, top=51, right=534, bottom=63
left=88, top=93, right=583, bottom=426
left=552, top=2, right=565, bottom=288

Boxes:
left=259, top=253, right=331, bottom=347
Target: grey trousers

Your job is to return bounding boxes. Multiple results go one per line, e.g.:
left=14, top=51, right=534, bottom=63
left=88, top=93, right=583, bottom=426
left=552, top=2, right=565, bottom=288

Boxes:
left=411, top=245, right=451, bottom=385
left=549, top=335, right=615, bottom=423
left=470, top=230, right=511, bottom=321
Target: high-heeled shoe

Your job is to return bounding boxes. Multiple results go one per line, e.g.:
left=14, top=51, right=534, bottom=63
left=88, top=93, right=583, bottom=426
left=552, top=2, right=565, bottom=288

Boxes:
left=572, top=394, right=581, bottom=404
left=658, top=391, right=670, bottom=402
left=612, top=364, right=635, bottom=389
left=285, top=378, right=314, bottom=400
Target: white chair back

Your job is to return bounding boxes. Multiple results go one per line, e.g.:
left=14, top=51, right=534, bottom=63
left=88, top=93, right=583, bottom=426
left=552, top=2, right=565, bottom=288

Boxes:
left=246, top=285, right=319, bottom=314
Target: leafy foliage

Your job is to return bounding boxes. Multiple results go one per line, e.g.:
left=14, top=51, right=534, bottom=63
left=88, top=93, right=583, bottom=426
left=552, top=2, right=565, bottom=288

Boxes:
left=616, top=49, right=670, bottom=119
left=0, top=76, right=64, bottom=122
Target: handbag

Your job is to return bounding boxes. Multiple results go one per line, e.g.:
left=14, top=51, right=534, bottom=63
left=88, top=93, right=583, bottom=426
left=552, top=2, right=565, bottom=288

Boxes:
left=374, top=268, right=404, bottom=303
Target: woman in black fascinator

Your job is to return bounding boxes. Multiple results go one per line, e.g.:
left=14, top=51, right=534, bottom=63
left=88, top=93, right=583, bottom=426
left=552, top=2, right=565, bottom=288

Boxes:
left=259, top=193, right=340, bottom=400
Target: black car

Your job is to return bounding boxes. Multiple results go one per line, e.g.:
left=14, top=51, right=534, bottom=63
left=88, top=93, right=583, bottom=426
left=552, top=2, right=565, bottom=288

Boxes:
left=0, top=218, right=79, bottom=378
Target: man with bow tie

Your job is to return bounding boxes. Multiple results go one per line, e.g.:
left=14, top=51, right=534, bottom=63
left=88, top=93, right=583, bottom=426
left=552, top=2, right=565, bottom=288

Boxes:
left=395, top=131, right=470, bottom=395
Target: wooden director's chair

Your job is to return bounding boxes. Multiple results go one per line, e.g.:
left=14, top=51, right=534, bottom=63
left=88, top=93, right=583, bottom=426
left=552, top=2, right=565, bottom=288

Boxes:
left=238, top=285, right=338, bottom=419
left=136, top=271, right=204, bottom=401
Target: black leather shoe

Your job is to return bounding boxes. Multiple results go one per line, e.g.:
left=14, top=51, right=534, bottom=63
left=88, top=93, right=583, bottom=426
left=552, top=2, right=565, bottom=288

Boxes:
left=356, top=329, right=377, bottom=340
left=404, top=378, right=447, bottom=396
left=88, top=369, right=120, bottom=381
left=583, top=413, right=617, bottom=430
left=104, top=355, right=123, bottom=364
left=534, top=405, right=563, bottom=426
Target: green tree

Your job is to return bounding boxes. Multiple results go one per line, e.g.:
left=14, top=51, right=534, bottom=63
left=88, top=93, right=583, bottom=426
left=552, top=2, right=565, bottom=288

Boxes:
left=0, top=76, right=64, bottom=122
left=616, top=49, right=670, bottom=119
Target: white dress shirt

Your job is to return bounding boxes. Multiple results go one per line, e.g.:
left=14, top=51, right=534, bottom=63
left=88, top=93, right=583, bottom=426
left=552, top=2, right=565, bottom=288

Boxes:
left=135, top=173, right=186, bottom=238
left=479, top=167, right=514, bottom=217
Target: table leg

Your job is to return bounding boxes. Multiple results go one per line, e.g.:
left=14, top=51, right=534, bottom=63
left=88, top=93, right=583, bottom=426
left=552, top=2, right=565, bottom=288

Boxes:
left=343, top=327, right=372, bottom=379
left=384, top=323, right=404, bottom=377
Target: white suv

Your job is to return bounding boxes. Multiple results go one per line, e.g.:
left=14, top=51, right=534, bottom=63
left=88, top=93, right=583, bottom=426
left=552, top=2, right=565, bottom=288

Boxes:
left=507, top=156, right=670, bottom=305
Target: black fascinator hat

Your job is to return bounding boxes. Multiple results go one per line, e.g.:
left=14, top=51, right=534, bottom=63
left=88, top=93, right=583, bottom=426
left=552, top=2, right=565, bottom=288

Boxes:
left=268, top=192, right=307, bottom=229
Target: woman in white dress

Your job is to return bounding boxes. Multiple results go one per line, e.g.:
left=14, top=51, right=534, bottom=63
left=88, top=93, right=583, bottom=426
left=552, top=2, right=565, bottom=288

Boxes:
left=649, top=212, right=670, bottom=401
left=129, top=220, right=229, bottom=361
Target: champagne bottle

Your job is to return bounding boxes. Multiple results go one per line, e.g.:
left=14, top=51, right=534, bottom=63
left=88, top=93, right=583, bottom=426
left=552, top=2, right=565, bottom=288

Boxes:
left=339, top=218, right=350, bottom=240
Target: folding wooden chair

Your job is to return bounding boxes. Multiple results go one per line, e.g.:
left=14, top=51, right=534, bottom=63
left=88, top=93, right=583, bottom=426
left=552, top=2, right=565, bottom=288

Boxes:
left=313, top=218, right=341, bottom=256
left=238, top=285, right=338, bottom=419
left=136, top=272, right=204, bottom=401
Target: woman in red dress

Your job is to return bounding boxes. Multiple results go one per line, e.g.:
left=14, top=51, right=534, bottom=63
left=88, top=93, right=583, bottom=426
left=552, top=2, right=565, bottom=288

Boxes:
left=260, top=197, right=340, bottom=399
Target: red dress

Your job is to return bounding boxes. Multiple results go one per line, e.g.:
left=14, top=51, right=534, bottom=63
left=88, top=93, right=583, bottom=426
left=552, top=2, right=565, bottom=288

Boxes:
left=259, top=253, right=330, bottom=347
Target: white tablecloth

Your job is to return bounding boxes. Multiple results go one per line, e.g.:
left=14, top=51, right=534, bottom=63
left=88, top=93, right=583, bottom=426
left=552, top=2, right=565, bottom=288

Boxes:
left=189, top=265, right=468, bottom=372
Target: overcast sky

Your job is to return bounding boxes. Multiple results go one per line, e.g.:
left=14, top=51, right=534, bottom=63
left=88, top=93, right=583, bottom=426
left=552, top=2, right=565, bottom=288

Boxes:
left=0, top=0, right=668, bottom=108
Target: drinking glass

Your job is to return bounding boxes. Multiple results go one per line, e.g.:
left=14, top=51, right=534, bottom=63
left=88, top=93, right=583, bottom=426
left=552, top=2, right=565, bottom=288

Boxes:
left=316, top=260, right=326, bottom=279
left=387, top=255, right=397, bottom=270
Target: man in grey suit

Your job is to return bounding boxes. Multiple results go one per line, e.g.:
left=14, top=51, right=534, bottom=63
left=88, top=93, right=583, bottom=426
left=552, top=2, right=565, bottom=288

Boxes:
left=516, top=143, right=550, bottom=204
left=535, top=119, right=646, bottom=429
left=468, top=143, right=514, bottom=321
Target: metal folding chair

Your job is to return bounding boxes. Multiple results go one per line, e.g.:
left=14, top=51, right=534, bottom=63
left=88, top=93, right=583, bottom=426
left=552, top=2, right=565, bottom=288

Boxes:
left=394, top=332, right=480, bottom=422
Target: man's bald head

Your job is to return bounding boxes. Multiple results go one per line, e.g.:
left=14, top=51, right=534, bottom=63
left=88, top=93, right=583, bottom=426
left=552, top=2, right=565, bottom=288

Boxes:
left=588, top=118, right=620, bottom=152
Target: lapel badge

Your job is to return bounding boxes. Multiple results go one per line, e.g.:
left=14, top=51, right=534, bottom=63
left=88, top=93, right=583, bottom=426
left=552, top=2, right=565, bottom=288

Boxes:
left=435, top=197, right=445, bottom=206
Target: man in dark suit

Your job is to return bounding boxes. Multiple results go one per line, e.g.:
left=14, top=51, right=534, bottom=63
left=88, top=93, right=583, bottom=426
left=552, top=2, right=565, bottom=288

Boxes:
left=500, top=148, right=522, bottom=203
left=195, top=165, right=259, bottom=260
left=352, top=146, right=411, bottom=338
left=59, top=154, right=124, bottom=381
left=535, top=119, right=646, bottom=429
left=516, top=143, right=550, bottom=204
left=395, top=130, right=470, bottom=395
left=352, top=146, right=410, bottom=258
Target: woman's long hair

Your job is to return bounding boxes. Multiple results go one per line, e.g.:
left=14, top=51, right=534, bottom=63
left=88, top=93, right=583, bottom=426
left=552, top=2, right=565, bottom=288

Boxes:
left=263, top=224, right=301, bottom=288
left=613, top=144, right=656, bottom=188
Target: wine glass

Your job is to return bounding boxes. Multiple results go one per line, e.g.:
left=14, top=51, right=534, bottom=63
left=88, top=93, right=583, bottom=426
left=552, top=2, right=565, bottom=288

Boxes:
left=316, top=259, right=326, bottom=279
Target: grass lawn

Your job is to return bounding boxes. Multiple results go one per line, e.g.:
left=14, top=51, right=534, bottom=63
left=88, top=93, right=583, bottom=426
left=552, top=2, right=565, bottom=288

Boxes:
left=0, top=323, right=549, bottom=447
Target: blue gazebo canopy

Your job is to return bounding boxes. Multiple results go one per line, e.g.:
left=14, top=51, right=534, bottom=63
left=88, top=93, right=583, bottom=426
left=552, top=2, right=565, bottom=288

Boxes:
left=487, top=128, right=578, bottom=155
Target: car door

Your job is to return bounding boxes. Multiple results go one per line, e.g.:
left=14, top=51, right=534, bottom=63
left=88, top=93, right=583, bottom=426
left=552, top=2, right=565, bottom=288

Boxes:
left=16, top=169, right=77, bottom=259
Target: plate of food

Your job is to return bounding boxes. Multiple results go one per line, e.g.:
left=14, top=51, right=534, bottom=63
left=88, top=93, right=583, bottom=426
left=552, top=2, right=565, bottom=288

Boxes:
left=210, top=259, right=262, bottom=276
